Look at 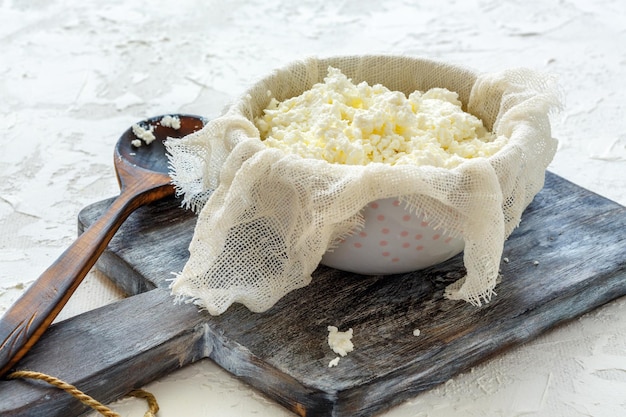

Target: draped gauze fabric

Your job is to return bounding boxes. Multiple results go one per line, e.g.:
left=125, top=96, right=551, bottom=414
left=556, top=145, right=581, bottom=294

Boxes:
left=166, top=56, right=559, bottom=315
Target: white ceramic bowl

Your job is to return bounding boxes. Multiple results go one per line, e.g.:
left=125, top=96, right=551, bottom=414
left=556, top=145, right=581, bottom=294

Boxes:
left=320, top=197, right=464, bottom=275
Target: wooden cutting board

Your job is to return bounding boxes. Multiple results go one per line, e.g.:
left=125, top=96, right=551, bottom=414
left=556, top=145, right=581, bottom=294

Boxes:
left=2, top=172, right=625, bottom=417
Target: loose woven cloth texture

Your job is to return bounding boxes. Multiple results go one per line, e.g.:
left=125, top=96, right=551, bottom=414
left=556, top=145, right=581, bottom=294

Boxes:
left=166, top=55, right=560, bottom=315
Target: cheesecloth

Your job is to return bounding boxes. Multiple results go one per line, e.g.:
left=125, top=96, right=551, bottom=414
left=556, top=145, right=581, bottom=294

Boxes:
left=166, top=55, right=560, bottom=315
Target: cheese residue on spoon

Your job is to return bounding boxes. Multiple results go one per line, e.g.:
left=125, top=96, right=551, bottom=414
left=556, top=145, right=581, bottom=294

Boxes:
left=131, top=123, right=156, bottom=146
left=256, top=67, right=504, bottom=168
left=160, top=115, right=181, bottom=129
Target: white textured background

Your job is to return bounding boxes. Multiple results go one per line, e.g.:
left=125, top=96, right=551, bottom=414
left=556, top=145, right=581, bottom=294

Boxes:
left=1, top=0, right=625, bottom=416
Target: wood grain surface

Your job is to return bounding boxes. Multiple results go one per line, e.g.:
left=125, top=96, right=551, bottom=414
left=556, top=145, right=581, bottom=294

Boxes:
left=1, top=172, right=625, bottom=417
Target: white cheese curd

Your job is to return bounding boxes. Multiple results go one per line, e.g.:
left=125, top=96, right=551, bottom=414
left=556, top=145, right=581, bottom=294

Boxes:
left=160, top=115, right=181, bottom=129
left=328, top=357, right=341, bottom=368
left=132, top=123, right=156, bottom=145
left=256, top=67, right=505, bottom=168
left=131, top=139, right=143, bottom=148
left=327, top=325, right=354, bottom=357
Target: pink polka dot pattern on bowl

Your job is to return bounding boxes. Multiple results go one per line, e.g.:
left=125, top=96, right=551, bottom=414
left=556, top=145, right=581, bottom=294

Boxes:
left=321, top=197, right=465, bottom=275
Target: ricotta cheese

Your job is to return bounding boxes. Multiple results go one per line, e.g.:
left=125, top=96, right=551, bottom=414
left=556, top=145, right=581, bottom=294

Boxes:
left=327, top=325, right=354, bottom=357
left=160, top=115, right=181, bottom=129
left=256, top=67, right=504, bottom=168
left=132, top=123, right=156, bottom=145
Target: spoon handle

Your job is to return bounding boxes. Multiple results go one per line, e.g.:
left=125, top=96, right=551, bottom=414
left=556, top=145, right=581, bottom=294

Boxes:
left=0, top=183, right=172, bottom=376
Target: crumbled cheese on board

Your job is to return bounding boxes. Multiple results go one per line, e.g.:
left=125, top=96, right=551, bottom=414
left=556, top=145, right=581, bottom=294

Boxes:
left=161, top=115, right=181, bottom=129
left=413, top=328, right=421, bottom=337
left=327, top=326, right=354, bottom=357
left=328, top=357, right=341, bottom=368
left=131, top=139, right=143, bottom=148
left=255, top=67, right=504, bottom=168
left=132, top=123, right=156, bottom=145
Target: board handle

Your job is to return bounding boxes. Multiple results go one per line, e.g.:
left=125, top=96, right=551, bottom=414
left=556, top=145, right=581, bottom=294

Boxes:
left=0, top=289, right=206, bottom=416
left=0, top=183, right=170, bottom=377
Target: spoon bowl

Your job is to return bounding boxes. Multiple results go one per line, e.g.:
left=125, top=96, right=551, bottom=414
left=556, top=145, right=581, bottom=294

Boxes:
left=117, top=115, right=204, bottom=175
left=0, top=114, right=205, bottom=376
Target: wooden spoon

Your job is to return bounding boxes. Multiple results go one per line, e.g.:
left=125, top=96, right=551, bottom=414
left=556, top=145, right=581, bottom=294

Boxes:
left=0, top=114, right=205, bottom=376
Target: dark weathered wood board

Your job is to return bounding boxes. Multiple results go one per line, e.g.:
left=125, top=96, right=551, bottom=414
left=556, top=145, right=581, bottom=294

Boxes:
left=1, top=172, right=625, bottom=417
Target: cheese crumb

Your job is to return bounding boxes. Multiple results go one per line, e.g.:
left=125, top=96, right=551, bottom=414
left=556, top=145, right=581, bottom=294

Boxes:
left=413, top=328, right=421, bottom=337
left=327, top=326, right=354, bottom=357
left=131, top=139, right=142, bottom=148
left=328, top=357, right=341, bottom=368
left=533, top=260, right=540, bottom=265
left=256, top=67, right=504, bottom=168
left=132, top=123, right=156, bottom=145
left=160, top=115, right=181, bottom=129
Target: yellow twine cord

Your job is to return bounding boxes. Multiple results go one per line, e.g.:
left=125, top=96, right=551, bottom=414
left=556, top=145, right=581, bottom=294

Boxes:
left=7, top=370, right=159, bottom=417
